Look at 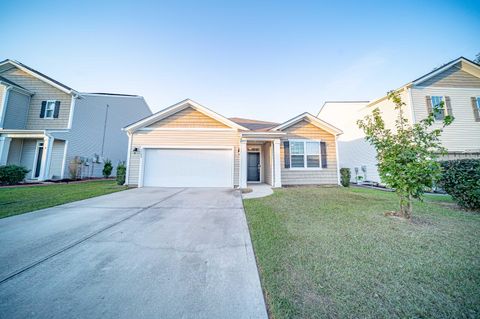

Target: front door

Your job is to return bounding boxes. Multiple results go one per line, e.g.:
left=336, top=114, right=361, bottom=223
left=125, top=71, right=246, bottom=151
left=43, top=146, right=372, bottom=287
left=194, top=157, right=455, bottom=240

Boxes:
left=247, top=152, right=260, bottom=182
left=34, top=142, right=44, bottom=178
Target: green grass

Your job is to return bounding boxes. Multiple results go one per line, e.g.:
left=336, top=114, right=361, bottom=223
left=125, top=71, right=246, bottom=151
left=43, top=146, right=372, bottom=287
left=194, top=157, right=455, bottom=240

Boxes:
left=0, top=180, right=126, bottom=219
left=243, top=187, right=480, bottom=319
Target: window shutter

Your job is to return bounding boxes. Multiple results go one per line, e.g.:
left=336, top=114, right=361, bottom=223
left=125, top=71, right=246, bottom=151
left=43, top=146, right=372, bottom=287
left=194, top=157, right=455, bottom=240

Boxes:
left=320, top=141, right=327, bottom=168
left=40, top=101, right=46, bottom=118
left=283, top=141, right=290, bottom=168
left=471, top=97, right=480, bottom=122
left=53, top=101, right=61, bottom=118
left=445, top=96, right=453, bottom=117
left=425, top=96, right=433, bottom=115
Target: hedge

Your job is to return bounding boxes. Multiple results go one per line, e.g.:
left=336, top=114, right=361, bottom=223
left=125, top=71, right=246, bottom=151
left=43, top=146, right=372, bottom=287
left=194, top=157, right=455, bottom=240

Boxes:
left=439, top=159, right=480, bottom=210
left=0, top=165, right=30, bottom=185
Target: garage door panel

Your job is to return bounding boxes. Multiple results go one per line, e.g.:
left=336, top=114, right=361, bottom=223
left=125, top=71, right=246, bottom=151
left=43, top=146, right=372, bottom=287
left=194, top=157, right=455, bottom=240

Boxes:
left=143, top=149, right=233, bottom=187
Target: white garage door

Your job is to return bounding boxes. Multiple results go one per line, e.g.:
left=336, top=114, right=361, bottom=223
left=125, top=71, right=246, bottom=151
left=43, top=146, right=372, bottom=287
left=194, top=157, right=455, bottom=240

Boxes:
left=142, top=148, right=233, bottom=187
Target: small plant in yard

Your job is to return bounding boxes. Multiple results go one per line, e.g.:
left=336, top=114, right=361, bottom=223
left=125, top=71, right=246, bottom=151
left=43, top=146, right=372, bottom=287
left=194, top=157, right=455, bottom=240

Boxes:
left=102, top=159, right=113, bottom=178
left=116, top=162, right=126, bottom=185
left=358, top=91, right=453, bottom=219
left=69, top=157, right=81, bottom=179
left=0, top=165, right=30, bottom=185
left=439, top=159, right=480, bottom=209
left=340, top=168, right=351, bottom=187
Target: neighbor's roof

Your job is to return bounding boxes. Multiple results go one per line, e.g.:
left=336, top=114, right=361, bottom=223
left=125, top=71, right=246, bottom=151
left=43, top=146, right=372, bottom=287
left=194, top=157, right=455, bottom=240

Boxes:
left=229, top=117, right=279, bottom=131
left=80, top=92, right=141, bottom=97
left=0, top=59, right=75, bottom=94
left=368, top=56, right=480, bottom=107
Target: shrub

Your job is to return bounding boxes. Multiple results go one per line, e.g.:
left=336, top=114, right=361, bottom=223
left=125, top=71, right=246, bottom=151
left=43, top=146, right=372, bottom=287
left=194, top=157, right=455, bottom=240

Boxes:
left=439, top=159, right=480, bottom=209
left=0, top=165, right=30, bottom=185
left=102, top=159, right=113, bottom=178
left=340, top=168, right=351, bottom=187
left=69, top=157, right=81, bottom=179
left=116, top=162, right=126, bottom=185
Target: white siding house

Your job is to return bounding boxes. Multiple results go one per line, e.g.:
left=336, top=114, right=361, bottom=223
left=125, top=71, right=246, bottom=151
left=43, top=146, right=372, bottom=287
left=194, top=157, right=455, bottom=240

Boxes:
left=318, top=57, right=480, bottom=184
left=0, top=59, right=152, bottom=181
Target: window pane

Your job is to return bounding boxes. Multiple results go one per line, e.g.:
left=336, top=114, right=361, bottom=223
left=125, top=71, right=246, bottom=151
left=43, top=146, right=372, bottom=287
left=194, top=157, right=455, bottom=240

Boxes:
left=476, top=97, right=480, bottom=110
left=306, top=141, right=320, bottom=155
left=291, top=155, right=304, bottom=168
left=290, top=141, right=304, bottom=155
left=307, top=155, right=320, bottom=168
left=431, top=96, right=444, bottom=120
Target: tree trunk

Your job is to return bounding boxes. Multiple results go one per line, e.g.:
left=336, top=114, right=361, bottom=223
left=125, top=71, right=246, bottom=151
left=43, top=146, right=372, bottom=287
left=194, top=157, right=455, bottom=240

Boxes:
left=399, top=194, right=413, bottom=219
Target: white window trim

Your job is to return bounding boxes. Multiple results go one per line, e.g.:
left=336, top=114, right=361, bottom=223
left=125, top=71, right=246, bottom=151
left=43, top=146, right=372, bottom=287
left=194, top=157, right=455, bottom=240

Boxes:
left=289, top=139, right=322, bottom=170
left=431, top=96, right=446, bottom=122
left=44, top=100, right=57, bottom=119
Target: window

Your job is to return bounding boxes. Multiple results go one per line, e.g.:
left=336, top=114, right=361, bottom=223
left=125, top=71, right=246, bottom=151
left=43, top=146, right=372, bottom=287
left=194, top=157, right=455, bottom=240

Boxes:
left=45, top=101, right=56, bottom=118
left=431, top=96, right=445, bottom=121
left=290, top=140, right=321, bottom=169
left=476, top=97, right=480, bottom=111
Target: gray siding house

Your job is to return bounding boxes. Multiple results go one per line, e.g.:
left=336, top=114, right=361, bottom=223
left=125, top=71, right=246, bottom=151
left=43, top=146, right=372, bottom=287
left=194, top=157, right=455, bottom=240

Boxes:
left=0, top=59, right=151, bottom=181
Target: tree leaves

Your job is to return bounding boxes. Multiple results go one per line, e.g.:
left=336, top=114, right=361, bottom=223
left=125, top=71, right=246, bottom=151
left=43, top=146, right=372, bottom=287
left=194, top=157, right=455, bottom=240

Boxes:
left=357, top=91, right=453, bottom=218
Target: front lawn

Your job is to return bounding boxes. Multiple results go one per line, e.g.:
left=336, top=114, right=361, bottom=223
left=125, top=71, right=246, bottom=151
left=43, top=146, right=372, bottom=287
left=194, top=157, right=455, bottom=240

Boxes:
left=0, top=180, right=126, bottom=219
left=243, top=187, right=480, bottom=318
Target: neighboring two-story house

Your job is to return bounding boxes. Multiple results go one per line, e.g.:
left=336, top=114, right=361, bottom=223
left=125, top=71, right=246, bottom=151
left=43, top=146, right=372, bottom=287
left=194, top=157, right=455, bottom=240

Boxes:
left=318, top=57, right=480, bottom=184
left=0, top=59, right=151, bottom=181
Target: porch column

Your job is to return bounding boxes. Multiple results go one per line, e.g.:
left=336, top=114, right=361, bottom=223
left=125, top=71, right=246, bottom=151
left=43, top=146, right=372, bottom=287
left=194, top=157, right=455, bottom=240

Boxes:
left=0, top=136, right=12, bottom=165
left=239, top=139, right=247, bottom=188
left=273, top=139, right=282, bottom=187
left=38, top=136, right=53, bottom=181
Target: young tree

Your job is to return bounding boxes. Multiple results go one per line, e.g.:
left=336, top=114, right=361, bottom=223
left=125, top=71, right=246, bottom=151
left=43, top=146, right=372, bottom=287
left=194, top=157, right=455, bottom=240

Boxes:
left=357, top=91, right=453, bottom=219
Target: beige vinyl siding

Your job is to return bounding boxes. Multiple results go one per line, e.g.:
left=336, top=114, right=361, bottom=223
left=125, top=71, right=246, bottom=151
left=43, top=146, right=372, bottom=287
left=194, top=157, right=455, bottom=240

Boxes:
left=128, top=130, right=240, bottom=186
left=7, top=139, right=23, bottom=165
left=0, top=68, right=72, bottom=129
left=147, top=107, right=229, bottom=128
left=411, top=86, right=480, bottom=152
left=48, top=140, right=66, bottom=179
left=420, top=62, right=480, bottom=88
left=263, top=142, right=272, bottom=185
left=280, top=120, right=338, bottom=185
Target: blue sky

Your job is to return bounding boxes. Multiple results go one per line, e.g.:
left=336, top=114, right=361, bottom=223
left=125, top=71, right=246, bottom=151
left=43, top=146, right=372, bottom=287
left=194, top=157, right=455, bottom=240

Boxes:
left=1, top=0, right=479, bottom=122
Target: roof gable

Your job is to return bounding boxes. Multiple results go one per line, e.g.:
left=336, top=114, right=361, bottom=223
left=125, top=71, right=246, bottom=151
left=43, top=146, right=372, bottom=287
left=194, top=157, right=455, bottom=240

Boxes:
left=124, top=99, right=249, bottom=132
left=413, top=57, right=480, bottom=86
left=0, top=59, right=76, bottom=95
left=271, top=112, right=343, bottom=135
left=147, top=106, right=229, bottom=129
left=416, top=61, right=480, bottom=88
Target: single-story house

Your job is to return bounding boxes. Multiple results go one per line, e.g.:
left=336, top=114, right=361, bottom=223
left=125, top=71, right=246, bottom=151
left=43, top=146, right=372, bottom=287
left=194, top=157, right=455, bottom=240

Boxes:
left=123, top=99, right=343, bottom=188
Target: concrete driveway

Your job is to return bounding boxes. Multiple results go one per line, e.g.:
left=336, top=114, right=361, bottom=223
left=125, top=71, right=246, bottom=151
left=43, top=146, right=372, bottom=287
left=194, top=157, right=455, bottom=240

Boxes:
left=0, top=187, right=267, bottom=319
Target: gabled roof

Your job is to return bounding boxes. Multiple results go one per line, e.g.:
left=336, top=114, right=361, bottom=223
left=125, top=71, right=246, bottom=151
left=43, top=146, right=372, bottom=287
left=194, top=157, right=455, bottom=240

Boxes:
left=367, top=56, right=480, bottom=107
left=123, top=99, right=250, bottom=132
left=412, top=56, right=480, bottom=85
left=229, top=117, right=279, bottom=131
left=271, top=112, right=343, bottom=135
left=0, top=59, right=78, bottom=95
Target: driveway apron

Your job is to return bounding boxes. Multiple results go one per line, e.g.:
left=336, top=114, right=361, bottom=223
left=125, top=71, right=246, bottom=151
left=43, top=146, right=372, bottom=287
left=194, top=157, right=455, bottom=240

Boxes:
left=0, top=187, right=267, bottom=319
